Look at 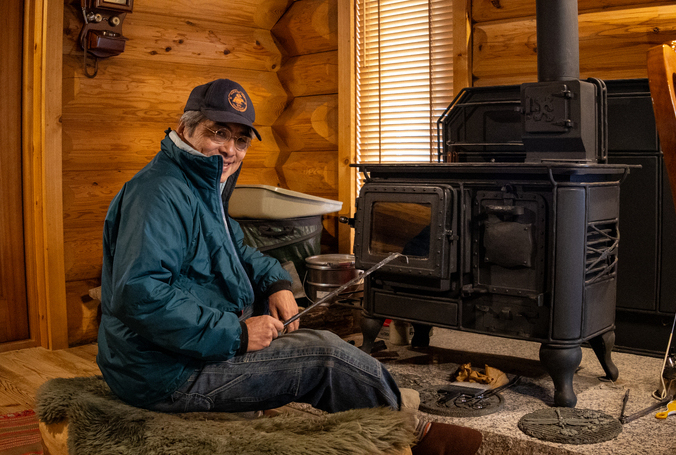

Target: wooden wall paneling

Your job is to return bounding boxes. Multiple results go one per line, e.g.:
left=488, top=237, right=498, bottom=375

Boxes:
left=62, top=169, right=138, bottom=233
left=337, top=0, right=354, bottom=254
left=277, top=51, right=338, bottom=97
left=62, top=5, right=283, bottom=71
left=453, top=0, right=472, bottom=94
left=280, top=150, right=338, bottom=197
left=472, top=0, right=676, bottom=23
left=272, top=94, right=338, bottom=151
left=65, top=280, right=102, bottom=346
left=120, top=13, right=282, bottom=71
left=272, top=0, right=338, bottom=57
left=131, top=0, right=294, bottom=30
left=472, top=6, right=676, bottom=87
left=62, top=56, right=289, bottom=126
left=236, top=168, right=287, bottom=187
left=64, top=229, right=104, bottom=283
left=62, top=120, right=166, bottom=171
left=22, top=0, right=69, bottom=351
left=0, top=0, right=29, bottom=345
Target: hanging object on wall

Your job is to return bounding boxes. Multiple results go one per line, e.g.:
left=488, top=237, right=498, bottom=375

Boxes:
left=78, top=0, right=133, bottom=78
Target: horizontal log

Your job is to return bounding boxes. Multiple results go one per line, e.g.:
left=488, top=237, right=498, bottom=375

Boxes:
left=62, top=169, right=136, bottom=233
left=132, top=0, right=293, bottom=30
left=472, top=0, right=676, bottom=23
left=63, top=7, right=281, bottom=71
left=277, top=51, right=338, bottom=97
left=64, top=229, right=103, bottom=282
left=472, top=6, right=676, bottom=84
left=278, top=150, right=338, bottom=196
left=62, top=55, right=289, bottom=125
left=273, top=94, right=338, bottom=151
left=66, top=279, right=102, bottom=347
left=272, top=0, right=338, bottom=57
left=236, top=168, right=284, bottom=188
left=62, top=120, right=284, bottom=171
left=472, top=67, right=652, bottom=87
left=124, top=13, right=281, bottom=71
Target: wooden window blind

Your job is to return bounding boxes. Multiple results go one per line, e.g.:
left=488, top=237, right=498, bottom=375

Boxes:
left=355, top=0, right=454, bottom=164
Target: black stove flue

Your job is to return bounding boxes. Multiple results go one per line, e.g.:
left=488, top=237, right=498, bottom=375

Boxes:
left=535, top=0, right=580, bottom=82
left=349, top=0, right=637, bottom=408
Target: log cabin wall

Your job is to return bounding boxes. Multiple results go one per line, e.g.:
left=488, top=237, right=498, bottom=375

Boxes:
left=271, top=0, right=341, bottom=252
left=467, top=0, right=676, bottom=87
left=61, top=0, right=339, bottom=346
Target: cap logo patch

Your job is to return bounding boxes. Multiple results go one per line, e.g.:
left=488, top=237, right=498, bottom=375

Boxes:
left=228, top=89, right=248, bottom=112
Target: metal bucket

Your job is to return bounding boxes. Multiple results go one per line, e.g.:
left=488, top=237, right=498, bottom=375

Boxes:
left=305, top=254, right=362, bottom=303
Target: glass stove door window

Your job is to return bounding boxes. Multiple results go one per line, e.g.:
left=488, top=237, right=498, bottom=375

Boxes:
left=370, top=202, right=432, bottom=257
left=355, top=0, right=454, bottom=165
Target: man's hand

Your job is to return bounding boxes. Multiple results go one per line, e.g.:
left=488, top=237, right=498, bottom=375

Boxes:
left=244, top=316, right=284, bottom=351
left=268, top=290, right=300, bottom=333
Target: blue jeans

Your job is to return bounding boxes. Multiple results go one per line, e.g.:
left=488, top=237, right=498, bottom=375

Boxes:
left=146, top=328, right=402, bottom=414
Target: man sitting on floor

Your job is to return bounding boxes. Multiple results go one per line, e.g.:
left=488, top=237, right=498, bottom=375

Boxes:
left=97, top=78, right=482, bottom=455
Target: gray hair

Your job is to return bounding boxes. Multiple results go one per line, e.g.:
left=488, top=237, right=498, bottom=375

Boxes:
left=179, top=110, right=256, bottom=139
left=179, top=111, right=206, bottom=135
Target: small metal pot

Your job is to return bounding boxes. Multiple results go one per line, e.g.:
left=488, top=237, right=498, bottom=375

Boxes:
left=304, top=254, right=363, bottom=303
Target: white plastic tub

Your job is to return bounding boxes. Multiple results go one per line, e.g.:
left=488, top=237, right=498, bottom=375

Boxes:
left=229, top=185, right=343, bottom=219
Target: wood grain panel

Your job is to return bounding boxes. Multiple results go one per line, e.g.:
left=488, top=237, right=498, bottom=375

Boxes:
left=66, top=279, right=102, bottom=346
left=63, top=169, right=136, bottom=230
left=131, top=0, right=293, bottom=30
left=64, top=4, right=285, bottom=70
left=280, top=150, right=338, bottom=196
left=472, top=67, right=655, bottom=87
left=277, top=51, right=338, bottom=97
left=62, top=56, right=289, bottom=126
left=64, top=229, right=103, bottom=283
left=0, top=0, right=29, bottom=343
left=272, top=0, right=338, bottom=57
left=472, top=6, right=676, bottom=85
left=0, top=344, right=100, bottom=414
left=236, top=168, right=285, bottom=188
left=63, top=120, right=283, bottom=171
left=273, top=94, right=338, bottom=151
left=473, top=0, right=676, bottom=23
left=122, top=13, right=282, bottom=71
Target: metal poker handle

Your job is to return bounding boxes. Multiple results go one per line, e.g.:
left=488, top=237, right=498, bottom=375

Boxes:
left=282, top=252, right=407, bottom=329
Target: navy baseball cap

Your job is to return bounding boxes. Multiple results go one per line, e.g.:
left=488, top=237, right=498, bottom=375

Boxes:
left=184, top=79, right=261, bottom=140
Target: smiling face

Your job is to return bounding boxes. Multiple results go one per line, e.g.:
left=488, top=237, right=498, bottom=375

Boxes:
left=178, top=120, right=250, bottom=183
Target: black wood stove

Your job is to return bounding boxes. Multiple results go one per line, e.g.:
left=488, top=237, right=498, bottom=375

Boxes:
left=348, top=0, right=637, bottom=407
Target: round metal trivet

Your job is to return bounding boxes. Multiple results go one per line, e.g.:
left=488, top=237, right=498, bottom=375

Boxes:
left=418, top=385, right=504, bottom=417
left=518, top=407, right=622, bottom=444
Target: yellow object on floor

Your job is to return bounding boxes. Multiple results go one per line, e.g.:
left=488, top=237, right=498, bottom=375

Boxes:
left=454, top=363, right=509, bottom=388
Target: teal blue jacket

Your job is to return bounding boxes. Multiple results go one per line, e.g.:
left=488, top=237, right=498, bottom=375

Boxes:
left=97, top=133, right=291, bottom=407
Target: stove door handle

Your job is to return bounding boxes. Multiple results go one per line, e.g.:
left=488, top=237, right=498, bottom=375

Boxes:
left=484, top=205, right=525, bottom=216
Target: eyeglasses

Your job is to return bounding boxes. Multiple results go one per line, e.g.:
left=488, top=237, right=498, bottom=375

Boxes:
left=203, top=125, right=252, bottom=151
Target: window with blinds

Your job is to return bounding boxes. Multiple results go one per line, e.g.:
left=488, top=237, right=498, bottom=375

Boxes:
left=355, top=0, right=454, bottom=164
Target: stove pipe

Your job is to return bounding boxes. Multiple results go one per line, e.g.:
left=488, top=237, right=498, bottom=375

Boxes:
left=535, top=0, right=580, bottom=82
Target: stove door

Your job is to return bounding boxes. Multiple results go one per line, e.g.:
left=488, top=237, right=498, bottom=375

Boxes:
left=471, top=188, right=548, bottom=299
left=353, top=183, right=458, bottom=291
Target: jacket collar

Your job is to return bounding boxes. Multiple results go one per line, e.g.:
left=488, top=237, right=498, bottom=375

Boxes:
left=160, top=130, right=241, bottom=205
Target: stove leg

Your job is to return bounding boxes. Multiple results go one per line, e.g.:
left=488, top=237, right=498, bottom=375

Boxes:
left=359, top=315, right=385, bottom=353
left=539, top=343, right=582, bottom=408
left=588, top=330, right=619, bottom=381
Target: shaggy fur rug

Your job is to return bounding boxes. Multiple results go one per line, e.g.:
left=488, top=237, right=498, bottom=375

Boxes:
left=35, top=376, right=416, bottom=455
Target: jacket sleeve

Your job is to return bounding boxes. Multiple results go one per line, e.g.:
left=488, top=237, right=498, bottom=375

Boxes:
left=228, top=217, right=292, bottom=296
left=104, top=181, right=243, bottom=361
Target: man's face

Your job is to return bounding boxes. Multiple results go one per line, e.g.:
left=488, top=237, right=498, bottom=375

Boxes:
left=180, top=120, right=250, bottom=183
